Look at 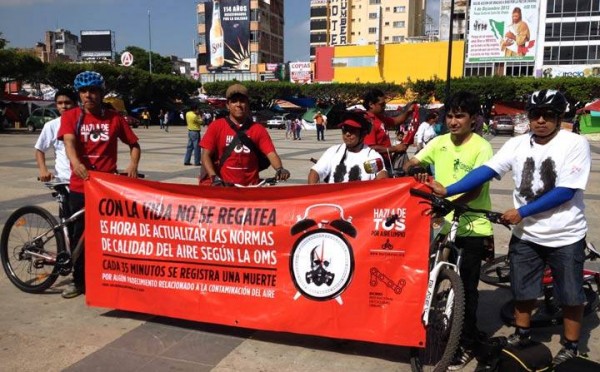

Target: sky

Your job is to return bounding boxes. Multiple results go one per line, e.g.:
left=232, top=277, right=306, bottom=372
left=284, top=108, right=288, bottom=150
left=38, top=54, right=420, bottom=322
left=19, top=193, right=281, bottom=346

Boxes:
left=0, top=0, right=312, bottom=61
left=0, top=0, right=440, bottom=62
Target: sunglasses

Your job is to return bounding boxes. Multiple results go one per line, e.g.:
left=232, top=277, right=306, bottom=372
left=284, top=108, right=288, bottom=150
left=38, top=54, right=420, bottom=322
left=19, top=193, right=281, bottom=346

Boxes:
left=341, top=126, right=360, bottom=134
left=527, top=110, right=559, bottom=121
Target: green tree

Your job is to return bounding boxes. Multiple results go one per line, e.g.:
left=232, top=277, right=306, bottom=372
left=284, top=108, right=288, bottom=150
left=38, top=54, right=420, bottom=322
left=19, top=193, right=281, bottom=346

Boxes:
left=0, top=32, right=7, bottom=49
left=0, top=49, right=45, bottom=82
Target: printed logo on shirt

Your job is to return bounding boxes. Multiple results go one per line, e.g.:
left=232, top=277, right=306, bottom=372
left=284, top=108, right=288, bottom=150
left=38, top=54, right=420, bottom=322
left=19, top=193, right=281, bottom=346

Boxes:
left=80, top=123, right=110, bottom=142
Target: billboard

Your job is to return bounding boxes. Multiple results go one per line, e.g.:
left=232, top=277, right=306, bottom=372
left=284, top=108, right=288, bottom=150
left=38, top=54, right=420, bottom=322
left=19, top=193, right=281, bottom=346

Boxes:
left=290, top=62, right=312, bottom=84
left=539, top=65, right=600, bottom=78
left=205, top=0, right=250, bottom=72
left=329, top=0, right=348, bottom=45
left=81, top=30, right=113, bottom=58
left=467, top=0, right=539, bottom=63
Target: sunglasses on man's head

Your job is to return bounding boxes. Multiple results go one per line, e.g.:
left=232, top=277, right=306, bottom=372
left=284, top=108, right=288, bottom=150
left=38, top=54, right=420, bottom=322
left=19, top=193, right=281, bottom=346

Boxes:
left=527, top=109, right=560, bottom=121
left=341, top=126, right=360, bottom=134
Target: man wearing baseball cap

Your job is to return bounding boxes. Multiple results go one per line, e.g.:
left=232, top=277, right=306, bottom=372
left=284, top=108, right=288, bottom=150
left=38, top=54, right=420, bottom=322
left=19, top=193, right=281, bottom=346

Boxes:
left=308, top=111, right=387, bottom=184
left=200, top=83, right=290, bottom=186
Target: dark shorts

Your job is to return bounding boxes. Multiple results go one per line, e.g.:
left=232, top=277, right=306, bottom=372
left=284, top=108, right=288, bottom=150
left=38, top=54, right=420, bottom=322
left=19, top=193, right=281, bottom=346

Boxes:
left=508, top=236, right=586, bottom=306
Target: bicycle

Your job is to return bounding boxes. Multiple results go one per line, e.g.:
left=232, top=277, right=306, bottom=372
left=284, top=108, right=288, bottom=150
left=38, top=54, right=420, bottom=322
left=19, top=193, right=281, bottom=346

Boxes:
left=480, top=242, right=600, bottom=327
left=1, top=174, right=144, bottom=294
left=388, top=188, right=509, bottom=372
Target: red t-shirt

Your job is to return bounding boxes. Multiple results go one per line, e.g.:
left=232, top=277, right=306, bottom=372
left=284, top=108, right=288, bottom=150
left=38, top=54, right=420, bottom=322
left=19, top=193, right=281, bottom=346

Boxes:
left=363, top=112, right=393, bottom=160
left=200, top=118, right=276, bottom=186
left=57, top=107, right=139, bottom=193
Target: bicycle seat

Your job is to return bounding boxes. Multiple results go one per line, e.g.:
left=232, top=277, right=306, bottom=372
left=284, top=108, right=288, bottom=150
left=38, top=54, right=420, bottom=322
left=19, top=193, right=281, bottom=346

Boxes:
left=44, top=180, right=70, bottom=194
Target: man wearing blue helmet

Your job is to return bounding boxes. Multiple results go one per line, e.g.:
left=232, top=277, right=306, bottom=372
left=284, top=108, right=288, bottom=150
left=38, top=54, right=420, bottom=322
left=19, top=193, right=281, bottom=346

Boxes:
left=420, top=90, right=591, bottom=367
left=58, top=70, right=141, bottom=299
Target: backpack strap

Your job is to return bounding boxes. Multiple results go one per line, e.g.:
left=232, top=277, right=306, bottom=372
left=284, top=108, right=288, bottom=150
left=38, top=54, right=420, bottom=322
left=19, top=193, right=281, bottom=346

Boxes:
left=224, top=117, right=263, bottom=159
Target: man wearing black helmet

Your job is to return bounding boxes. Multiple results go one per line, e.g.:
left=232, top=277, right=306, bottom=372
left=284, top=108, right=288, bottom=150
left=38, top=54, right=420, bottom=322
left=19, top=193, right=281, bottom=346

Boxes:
left=421, top=89, right=591, bottom=366
left=57, top=70, right=141, bottom=299
left=308, top=111, right=388, bottom=183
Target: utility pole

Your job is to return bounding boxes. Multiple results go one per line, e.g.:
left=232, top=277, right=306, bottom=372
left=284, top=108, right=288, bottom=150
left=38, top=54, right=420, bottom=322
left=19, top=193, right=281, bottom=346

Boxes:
left=148, top=9, right=153, bottom=74
left=445, top=0, right=455, bottom=100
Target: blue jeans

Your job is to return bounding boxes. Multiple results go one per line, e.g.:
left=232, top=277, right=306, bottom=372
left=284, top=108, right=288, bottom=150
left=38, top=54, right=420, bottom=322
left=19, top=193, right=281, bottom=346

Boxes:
left=316, top=125, right=325, bottom=140
left=184, top=130, right=201, bottom=165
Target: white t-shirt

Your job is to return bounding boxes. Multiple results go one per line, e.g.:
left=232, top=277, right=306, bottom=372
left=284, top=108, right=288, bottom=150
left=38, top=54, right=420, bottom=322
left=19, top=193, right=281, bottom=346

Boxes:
left=485, top=130, right=590, bottom=246
left=415, top=121, right=437, bottom=146
left=34, top=117, right=71, bottom=181
left=312, top=144, right=384, bottom=183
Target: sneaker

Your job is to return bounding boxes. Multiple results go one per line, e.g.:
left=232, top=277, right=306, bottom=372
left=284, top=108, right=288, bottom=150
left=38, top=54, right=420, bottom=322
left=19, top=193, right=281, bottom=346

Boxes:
left=447, top=346, right=475, bottom=370
left=61, top=283, right=83, bottom=299
left=552, top=347, right=577, bottom=366
left=507, top=333, right=531, bottom=347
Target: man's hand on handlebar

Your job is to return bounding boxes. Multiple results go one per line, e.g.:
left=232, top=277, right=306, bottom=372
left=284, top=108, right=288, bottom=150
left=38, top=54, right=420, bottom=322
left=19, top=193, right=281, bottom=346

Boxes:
left=211, top=175, right=225, bottom=187
left=501, top=208, right=522, bottom=225
left=122, top=164, right=139, bottom=178
left=275, top=167, right=291, bottom=181
left=38, top=172, right=54, bottom=182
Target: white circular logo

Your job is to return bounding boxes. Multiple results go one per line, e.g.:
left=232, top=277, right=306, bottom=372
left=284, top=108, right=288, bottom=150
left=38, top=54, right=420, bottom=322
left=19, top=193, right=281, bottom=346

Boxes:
left=121, top=52, right=134, bottom=67
left=290, top=229, right=354, bottom=301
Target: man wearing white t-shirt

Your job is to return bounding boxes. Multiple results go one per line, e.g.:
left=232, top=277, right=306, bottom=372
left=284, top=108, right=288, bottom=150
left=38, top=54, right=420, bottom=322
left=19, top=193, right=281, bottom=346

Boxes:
left=423, top=90, right=591, bottom=367
left=34, top=88, right=77, bottom=182
left=309, top=111, right=387, bottom=183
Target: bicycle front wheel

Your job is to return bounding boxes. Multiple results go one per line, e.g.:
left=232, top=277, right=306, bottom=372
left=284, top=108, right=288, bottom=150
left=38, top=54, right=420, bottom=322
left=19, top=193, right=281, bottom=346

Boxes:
left=411, top=268, right=465, bottom=372
left=0, top=206, right=66, bottom=293
left=480, top=254, right=511, bottom=288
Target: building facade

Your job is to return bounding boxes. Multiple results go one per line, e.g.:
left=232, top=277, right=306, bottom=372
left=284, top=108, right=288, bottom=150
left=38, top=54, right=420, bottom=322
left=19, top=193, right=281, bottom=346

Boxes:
left=309, top=0, right=425, bottom=61
left=196, top=0, right=284, bottom=83
left=40, top=29, right=80, bottom=62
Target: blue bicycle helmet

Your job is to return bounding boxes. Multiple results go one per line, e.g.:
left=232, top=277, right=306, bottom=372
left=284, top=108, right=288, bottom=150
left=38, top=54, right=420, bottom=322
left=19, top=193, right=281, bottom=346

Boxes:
left=74, top=71, right=105, bottom=91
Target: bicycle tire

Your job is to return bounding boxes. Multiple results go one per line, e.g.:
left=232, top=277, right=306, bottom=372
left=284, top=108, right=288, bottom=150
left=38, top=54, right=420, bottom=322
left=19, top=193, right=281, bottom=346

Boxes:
left=500, top=284, right=599, bottom=328
left=0, top=206, right=65, bottom=293
left=480, top=254, right=511, bottom=288
left=410, top=268, right=465, bottom=372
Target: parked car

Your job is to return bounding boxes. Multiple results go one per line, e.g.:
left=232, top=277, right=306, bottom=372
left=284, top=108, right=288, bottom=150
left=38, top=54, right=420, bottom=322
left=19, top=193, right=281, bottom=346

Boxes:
left=25, top=106, right=59, bottom=132
left=491, top=115, right=514, bottom=135
left=266, top=114, right=290, bottom=129
left=121, top=113, right=140, bottom=128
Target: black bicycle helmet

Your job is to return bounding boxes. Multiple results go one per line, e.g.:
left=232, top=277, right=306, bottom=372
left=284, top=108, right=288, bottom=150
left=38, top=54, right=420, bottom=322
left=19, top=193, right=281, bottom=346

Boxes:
left=525, top=89, right=568, bottom=114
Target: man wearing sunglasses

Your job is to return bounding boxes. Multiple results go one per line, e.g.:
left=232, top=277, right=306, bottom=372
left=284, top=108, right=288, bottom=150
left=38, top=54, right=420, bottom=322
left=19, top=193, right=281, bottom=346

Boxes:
left=308, top=111, right=387, bottom=184
left=422, top=90, right=591, bottom=367
left=200, top=83, right=290, bottom=186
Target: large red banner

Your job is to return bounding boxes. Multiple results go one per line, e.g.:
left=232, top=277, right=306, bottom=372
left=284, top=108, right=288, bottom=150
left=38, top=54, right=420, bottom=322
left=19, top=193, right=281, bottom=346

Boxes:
left=85, top=173, right=430, bottom=347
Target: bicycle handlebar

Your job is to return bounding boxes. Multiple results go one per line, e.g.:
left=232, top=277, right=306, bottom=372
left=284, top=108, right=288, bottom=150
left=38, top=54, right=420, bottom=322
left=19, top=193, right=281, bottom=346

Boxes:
left=409, top=188, right=511, bottom=229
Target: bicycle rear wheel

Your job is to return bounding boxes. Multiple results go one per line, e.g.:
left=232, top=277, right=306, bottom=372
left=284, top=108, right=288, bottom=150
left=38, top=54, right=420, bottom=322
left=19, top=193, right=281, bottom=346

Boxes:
left=480, top=254, right=511, bottom=288
left=411, top=268, right=465, bottom=372
left=500, top=283, right=599, bottom=328
left=0, top=206, right=65, bottom=293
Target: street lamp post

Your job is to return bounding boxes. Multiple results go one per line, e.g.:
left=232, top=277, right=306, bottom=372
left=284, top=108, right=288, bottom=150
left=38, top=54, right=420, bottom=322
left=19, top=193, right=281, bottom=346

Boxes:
left=148, top=9, right=153, bottom=74
left=445, top=0, right=455, bottom=100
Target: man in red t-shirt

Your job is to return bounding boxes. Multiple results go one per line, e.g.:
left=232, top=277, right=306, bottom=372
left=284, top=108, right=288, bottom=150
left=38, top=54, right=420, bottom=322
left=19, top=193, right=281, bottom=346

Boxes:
left=200, top=83, right=290, bottom=186
left=362, top=89, right=414, bottom=171
left=57, top=71, right=141, bottom=298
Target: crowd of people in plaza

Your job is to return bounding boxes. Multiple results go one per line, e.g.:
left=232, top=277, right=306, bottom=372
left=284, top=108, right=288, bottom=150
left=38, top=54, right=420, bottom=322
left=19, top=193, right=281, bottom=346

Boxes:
left=32, top=70, right=592, bottom=368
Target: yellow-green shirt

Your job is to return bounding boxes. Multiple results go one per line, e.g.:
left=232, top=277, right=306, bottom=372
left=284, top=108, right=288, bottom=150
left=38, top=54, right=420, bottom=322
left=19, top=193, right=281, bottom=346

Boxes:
left=415, top=133, right=494, bottom=237
left=186, top=111, right=203, bottom=131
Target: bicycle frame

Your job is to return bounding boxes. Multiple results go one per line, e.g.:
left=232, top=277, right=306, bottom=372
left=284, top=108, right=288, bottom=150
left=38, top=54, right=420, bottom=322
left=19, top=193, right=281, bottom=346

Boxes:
left=421, top=217, right=461, bottom=327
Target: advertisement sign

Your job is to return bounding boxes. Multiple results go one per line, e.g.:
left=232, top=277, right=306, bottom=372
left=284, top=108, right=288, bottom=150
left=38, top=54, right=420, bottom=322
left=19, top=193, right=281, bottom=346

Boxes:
left=467, top=0, right=539, bottom=63
left=205, top=0, right=250, bottom=71
left=329, top=0, right=348, bottom=45
left=540, top=65, right=600, bottom=78
left=85, top=173, right=430, bottom=347
left=289, top=62, right=312, bottom=84
left=81, top=30, right=113, bottom=58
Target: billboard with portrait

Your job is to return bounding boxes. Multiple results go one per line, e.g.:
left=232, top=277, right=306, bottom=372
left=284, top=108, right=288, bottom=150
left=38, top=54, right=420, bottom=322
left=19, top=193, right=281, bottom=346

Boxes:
left=205, top=0, right=250, bottom=71
left=467, top=0, right=539, bottom=63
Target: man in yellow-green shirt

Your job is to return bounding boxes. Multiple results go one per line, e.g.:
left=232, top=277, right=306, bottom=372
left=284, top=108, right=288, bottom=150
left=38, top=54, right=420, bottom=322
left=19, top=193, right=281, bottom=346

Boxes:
left=184, top=104, right=203, bottom=166
left=404, top=91, right=493, bottom=370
